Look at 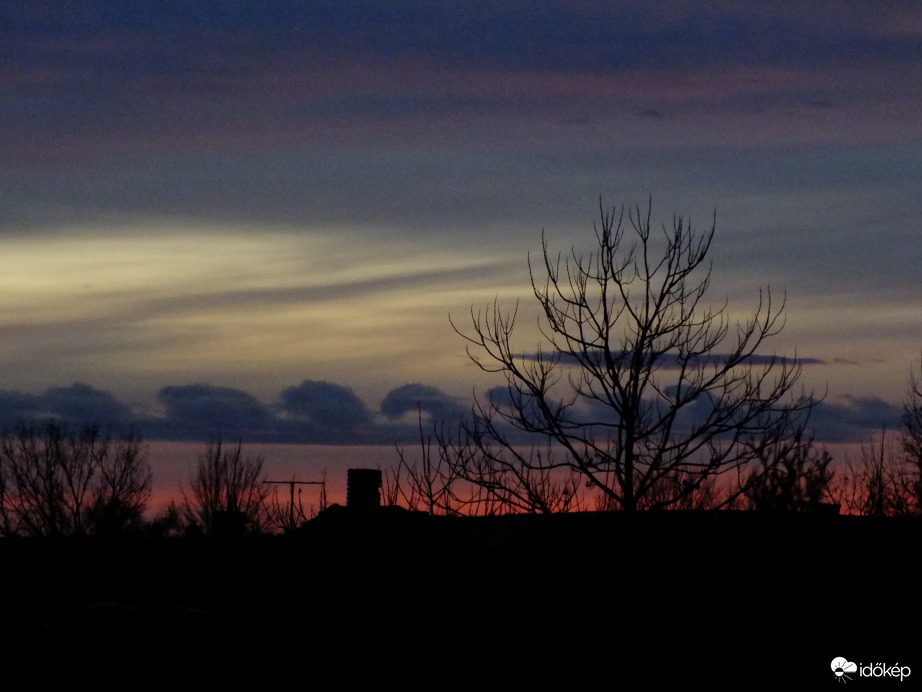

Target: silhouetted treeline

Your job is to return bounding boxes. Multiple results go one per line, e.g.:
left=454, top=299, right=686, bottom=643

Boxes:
left=2, top=408, right=921, bottom=542
left=0, top=421, right=150, bottom=537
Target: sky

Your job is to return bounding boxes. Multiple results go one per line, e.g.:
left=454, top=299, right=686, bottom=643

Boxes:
left=1, top=1, right=921, bottom=447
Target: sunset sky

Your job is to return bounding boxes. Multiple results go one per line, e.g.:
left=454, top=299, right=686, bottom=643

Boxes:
left=2, top=1, right=921, bottom=447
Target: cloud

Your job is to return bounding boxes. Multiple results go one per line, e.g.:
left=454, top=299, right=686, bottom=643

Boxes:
left=380, top=383, right=469, bottom=423
left=808, top=395, right=902, bottom=443
left=0, top=377, right=902, bottom=447
left=5, top=3, right=917, bottom=87
left=42, top=382, right=133, bottom=427
left=146, top=380, right=459, bottom=444
left=0, top=390, right=44, bottom=429
left=0, top=383, right=133, bottom=432
left=519, top=351, right=824, bottom=369
left=4, top=1, right=918, bottom=170
left=278, top=380, right=372, bottom=428
left=0, top=379, right=468, bottom=444
left=156, top=384, right=274, bottom=437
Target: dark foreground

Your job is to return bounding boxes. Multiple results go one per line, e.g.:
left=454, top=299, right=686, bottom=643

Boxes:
left=1, top=510, right=917, bottom=687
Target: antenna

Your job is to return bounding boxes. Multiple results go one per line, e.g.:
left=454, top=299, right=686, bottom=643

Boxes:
left=263, top=476, right=326, bottom=528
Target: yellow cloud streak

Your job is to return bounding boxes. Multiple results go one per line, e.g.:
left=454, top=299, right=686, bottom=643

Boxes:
left=0, top=225, right=528, bottom=397
left=0, top=225, right=517, bottom=319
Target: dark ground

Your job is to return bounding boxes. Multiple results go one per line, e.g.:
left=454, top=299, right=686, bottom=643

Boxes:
left=1, top=509, right=917, bottom=687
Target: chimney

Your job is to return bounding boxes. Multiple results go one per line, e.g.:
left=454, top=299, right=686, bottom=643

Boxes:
left=346, top=468, right=382, bottom=510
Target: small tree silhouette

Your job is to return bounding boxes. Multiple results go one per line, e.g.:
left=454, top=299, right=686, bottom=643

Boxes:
left=743, top=432, right=834, bottom=511
left=900, top=356, right=922, bottom=514
left=835, top=430, right=914, bottom=517
left=181, top=440, right=269, bottom=536
left=88, top=428, right=152, bottom=535
left=832, top=356, right=922, bottom=518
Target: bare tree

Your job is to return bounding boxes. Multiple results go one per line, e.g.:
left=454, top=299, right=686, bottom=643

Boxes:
left=899, top=356, right=922, bottom=514
left=743, top=431, right=834, bottom=511
left=434, top=425, right=586, bottom=514
left=0, top=421, right=150, bottom=537
left=830, top=361, right=922, bottom=517
left=833, top=431, right=912, bottom=517
left=181, top=440, right=269, bottom=535
left=633, top=467, right=727, bottom=510
left=263, top=485, right=311, bottom=531
left=385, top=407, right=586, bottom=515
left=449, top=199, right=814, bottom=512
left=89, top=428, right=152, bottom=535
left=387, top=409, right=465, bottom=515
left=263, top=471, right=327, bottom=532
left=0, top=423, right=74, bottom=536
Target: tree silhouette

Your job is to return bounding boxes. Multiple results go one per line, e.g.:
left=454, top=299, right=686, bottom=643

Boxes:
left=448, top=199, right=815, bottom=512
left=0, top=421, right=150, bottom=536
left=834, top=431, right=910, bottom=517
left=743, top=431, right=833, bottom=511
left=900, top=356, right=922, bottom=513
left=181, top=440, right=269, bottom=535
left=386, top=407, right=465, bottom=515
left=88, top=428, right=151, bottom=535
left=833, top=360, right=922, bottom=517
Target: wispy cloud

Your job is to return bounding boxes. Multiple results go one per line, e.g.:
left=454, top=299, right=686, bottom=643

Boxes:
left=518, top=350, right=825, bottom=369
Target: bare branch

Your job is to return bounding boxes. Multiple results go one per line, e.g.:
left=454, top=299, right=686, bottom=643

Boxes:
left=445, top=198, right=816, bottom=513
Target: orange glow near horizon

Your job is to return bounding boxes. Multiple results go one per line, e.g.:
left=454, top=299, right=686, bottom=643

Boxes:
left=143, top=439, right=873, bottom=522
